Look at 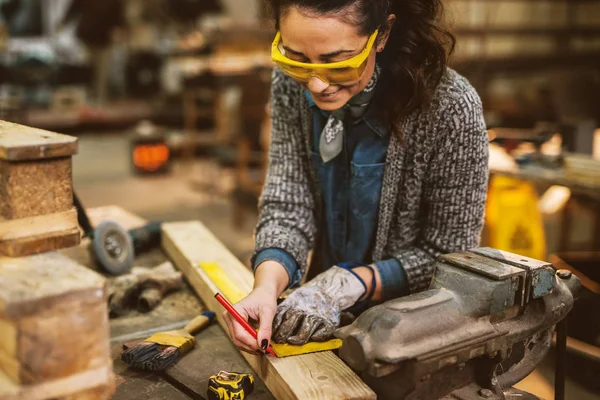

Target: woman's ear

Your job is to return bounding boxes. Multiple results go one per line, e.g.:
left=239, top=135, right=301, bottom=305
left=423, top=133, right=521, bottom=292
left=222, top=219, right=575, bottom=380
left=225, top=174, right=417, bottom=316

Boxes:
left=376, top=14, right=396, bottom=52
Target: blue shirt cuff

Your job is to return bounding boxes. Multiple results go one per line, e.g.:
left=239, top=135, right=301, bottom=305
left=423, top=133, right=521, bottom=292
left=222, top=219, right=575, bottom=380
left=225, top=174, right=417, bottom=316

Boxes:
left=374, top=258, right=409, bottom=301
left=253, top=248, right=300, bottom=288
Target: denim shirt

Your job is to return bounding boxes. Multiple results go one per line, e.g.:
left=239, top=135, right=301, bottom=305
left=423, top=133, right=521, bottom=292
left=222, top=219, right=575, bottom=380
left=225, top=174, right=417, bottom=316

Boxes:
left=253, top=90, right=409, bottom=301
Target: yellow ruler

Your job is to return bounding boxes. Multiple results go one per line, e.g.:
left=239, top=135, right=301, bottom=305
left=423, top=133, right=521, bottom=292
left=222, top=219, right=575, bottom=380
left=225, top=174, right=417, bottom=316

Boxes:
left=198, top=262, right=342, bottom=357
left=199, top=262, right=248, bottom=303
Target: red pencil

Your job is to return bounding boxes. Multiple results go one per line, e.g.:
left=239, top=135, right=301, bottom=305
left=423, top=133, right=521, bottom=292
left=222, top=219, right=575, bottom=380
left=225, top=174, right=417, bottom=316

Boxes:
left=215, top=293, right=277, bottom=357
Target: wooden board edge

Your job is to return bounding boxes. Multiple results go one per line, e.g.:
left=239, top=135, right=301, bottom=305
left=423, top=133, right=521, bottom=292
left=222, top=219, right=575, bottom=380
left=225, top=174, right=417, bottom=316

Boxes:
left=0, top=252, right=107, bottom=319
left=0, top=208, right=79, bottom=241
left=0, top=121, right=78, bottom=161
left=4, top=142, right=78, bottom=161
left=86, top=206, right=147, bottom=230
left=0, top=227, right=81, bottom=258
left=161, top=221, right=376, bottom=400
left=0, top=364, right=114, bottom=400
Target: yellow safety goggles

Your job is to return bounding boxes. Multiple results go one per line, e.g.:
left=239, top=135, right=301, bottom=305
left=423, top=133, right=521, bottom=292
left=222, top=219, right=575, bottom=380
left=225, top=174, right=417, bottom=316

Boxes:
left=271, top=29, right=379, bottom=85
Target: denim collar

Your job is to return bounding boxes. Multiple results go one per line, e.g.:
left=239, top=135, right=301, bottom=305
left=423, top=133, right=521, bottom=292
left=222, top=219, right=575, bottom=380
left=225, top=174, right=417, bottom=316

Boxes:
left=304, top=89, right=388, bottom=138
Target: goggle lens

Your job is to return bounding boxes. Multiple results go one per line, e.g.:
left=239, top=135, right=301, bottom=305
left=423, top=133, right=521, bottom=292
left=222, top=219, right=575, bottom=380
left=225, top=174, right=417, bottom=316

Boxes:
left=275, top=59, right=369, bottom=85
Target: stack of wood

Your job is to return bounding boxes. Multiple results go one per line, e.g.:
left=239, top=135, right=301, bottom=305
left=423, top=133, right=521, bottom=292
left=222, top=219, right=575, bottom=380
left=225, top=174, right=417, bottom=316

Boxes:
left=0, top=123, right=114, bottom=400
left=0, top=121, right=81, bottom=256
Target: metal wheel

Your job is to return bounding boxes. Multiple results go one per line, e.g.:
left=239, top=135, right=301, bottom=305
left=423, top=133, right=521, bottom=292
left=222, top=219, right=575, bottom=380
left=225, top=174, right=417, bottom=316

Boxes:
left=92, top=220, right=134, bottom=275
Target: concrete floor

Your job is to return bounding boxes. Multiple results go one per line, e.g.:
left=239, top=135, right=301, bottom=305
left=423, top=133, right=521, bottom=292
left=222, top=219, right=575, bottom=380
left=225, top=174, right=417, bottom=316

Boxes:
left=73, top=132, right=257, bottom=265
left=73, top=132, right=599, bottom=400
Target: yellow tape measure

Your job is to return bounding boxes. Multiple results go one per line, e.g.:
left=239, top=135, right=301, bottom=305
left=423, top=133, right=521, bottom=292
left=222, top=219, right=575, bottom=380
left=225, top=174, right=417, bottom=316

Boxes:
left=207, top=371, right=254, bottom=400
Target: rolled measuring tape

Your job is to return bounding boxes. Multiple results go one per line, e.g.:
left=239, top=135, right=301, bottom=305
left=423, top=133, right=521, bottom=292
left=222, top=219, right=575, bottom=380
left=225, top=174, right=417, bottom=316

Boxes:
left=207, top=371, right=255, bottom=400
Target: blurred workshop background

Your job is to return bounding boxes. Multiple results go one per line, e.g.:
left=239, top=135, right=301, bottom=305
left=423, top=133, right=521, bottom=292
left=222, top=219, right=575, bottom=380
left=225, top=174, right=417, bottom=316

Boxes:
left=0, top=0, right=599, bottom=398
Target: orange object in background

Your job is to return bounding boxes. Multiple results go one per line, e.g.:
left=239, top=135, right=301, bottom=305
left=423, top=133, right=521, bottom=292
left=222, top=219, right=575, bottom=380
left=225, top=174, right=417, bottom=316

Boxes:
left=132, top=143, right=170, bottom=173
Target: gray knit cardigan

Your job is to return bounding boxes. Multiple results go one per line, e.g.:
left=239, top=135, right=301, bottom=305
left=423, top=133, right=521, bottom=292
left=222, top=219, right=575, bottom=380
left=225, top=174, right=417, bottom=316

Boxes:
left=253, top=67, right=489, bottom=293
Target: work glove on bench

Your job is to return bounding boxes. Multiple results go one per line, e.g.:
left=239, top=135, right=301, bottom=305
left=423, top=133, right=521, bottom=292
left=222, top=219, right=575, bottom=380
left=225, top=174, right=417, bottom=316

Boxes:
left=272, top=263, right=375, bottom=345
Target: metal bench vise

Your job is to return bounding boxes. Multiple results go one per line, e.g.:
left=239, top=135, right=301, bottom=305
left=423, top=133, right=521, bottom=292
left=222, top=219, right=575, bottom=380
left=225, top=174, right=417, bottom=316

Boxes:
left=336, top=248, right=582, bottom=400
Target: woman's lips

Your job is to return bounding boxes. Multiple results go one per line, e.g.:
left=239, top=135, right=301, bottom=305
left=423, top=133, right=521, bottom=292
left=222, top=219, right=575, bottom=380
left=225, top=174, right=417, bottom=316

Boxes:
left=314, top=88, right=342, bottom=101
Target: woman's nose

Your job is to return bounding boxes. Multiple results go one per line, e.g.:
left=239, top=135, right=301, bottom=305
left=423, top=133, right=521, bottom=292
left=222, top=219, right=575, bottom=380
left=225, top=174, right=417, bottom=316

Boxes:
left=307, top=76, right=329, bottom=93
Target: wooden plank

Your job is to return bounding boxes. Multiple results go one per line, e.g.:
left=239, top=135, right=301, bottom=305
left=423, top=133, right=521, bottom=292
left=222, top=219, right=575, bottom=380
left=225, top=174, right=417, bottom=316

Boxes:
left=0, top=209, right=78, bottom=241
left=112, top=376, right=189, bottom=400
left=86, top=205, right=147, bottom=230
left=0, top=208, right=80, bottom=258
left=0, top=365, right=113, bottom=400
left=162, top=221, right=376, bottom=400
left=0, top=121, right=78, bottom=161
left=0, top=227, right=81, bottom=258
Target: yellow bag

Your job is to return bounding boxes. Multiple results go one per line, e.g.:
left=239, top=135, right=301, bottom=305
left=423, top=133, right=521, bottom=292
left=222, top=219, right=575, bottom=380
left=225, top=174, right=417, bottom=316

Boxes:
left=486, top=175, right=547, bottom=260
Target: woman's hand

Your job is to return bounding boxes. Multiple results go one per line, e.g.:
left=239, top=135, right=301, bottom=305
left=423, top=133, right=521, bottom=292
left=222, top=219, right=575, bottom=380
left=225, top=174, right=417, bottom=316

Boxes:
left=273, top=265, right=374, bottom=345
left=223, top=260, right=290, bottom=354
left=223, top=286, right=278, bottom=355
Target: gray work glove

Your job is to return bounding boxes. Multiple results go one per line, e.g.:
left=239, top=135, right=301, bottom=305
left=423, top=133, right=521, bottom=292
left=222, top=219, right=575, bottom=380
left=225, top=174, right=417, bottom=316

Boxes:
left=272, top=265, right=368, bottom=345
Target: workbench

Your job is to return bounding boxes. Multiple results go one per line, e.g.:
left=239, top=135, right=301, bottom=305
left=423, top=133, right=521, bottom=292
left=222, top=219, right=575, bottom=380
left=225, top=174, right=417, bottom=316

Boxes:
left=59, top=205, right=274, bottom=400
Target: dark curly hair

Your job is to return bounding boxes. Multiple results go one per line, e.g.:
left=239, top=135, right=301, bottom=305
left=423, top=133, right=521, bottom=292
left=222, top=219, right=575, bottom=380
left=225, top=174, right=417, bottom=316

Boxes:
left=266, top=0, right=455, bottom=139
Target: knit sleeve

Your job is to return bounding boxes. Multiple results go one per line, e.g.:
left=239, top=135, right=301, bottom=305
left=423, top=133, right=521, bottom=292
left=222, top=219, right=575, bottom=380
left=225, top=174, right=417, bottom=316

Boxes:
left=251, top=68, right=317, bottom=285
left=393, top=87, right=489, bottom=293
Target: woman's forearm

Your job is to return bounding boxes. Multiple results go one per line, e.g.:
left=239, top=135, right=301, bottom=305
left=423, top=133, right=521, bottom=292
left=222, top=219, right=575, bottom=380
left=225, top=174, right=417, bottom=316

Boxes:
left=254, top=261, right=290, bottom=298
left=254, top=261, right=387, bottom=304
left=353, top=265, right=383, bottom=302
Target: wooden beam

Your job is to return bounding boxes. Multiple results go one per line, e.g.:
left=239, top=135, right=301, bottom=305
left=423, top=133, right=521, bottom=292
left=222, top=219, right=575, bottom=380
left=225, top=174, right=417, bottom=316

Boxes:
left=86, top=205, right=147, bottom=230
left=0, top=120, right=78, bottom=161
left=0, top=365, right=112, bottom=400
left=0, top=208, right=80, bottom=257
left=162, top=221, right=375, bottom=400
left=0, top=121, right=80, bottom=257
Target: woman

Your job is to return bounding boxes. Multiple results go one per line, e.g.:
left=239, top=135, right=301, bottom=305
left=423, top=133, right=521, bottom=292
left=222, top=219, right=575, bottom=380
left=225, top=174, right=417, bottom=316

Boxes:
left=223, top=0, right=489, bottom=355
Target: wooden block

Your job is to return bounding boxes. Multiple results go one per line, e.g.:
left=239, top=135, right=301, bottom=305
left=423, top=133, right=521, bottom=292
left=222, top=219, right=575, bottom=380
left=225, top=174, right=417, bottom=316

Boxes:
left=86, top=206, right=147, bottom=230
left=0, top=158, right=74, bottom=220
left=0, top=209, right=80, bottom=257
left=0, top=121, right=77, bottom=161
left=0, top=252, right=114, bottom=399
left=0, top=121, right=80, bottom=256
left=162, top=221, right=376, bottom=400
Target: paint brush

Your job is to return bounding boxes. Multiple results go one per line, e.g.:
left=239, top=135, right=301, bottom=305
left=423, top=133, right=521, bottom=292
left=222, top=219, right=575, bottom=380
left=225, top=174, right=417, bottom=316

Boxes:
left=121, top=311, right=215, bottom=370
